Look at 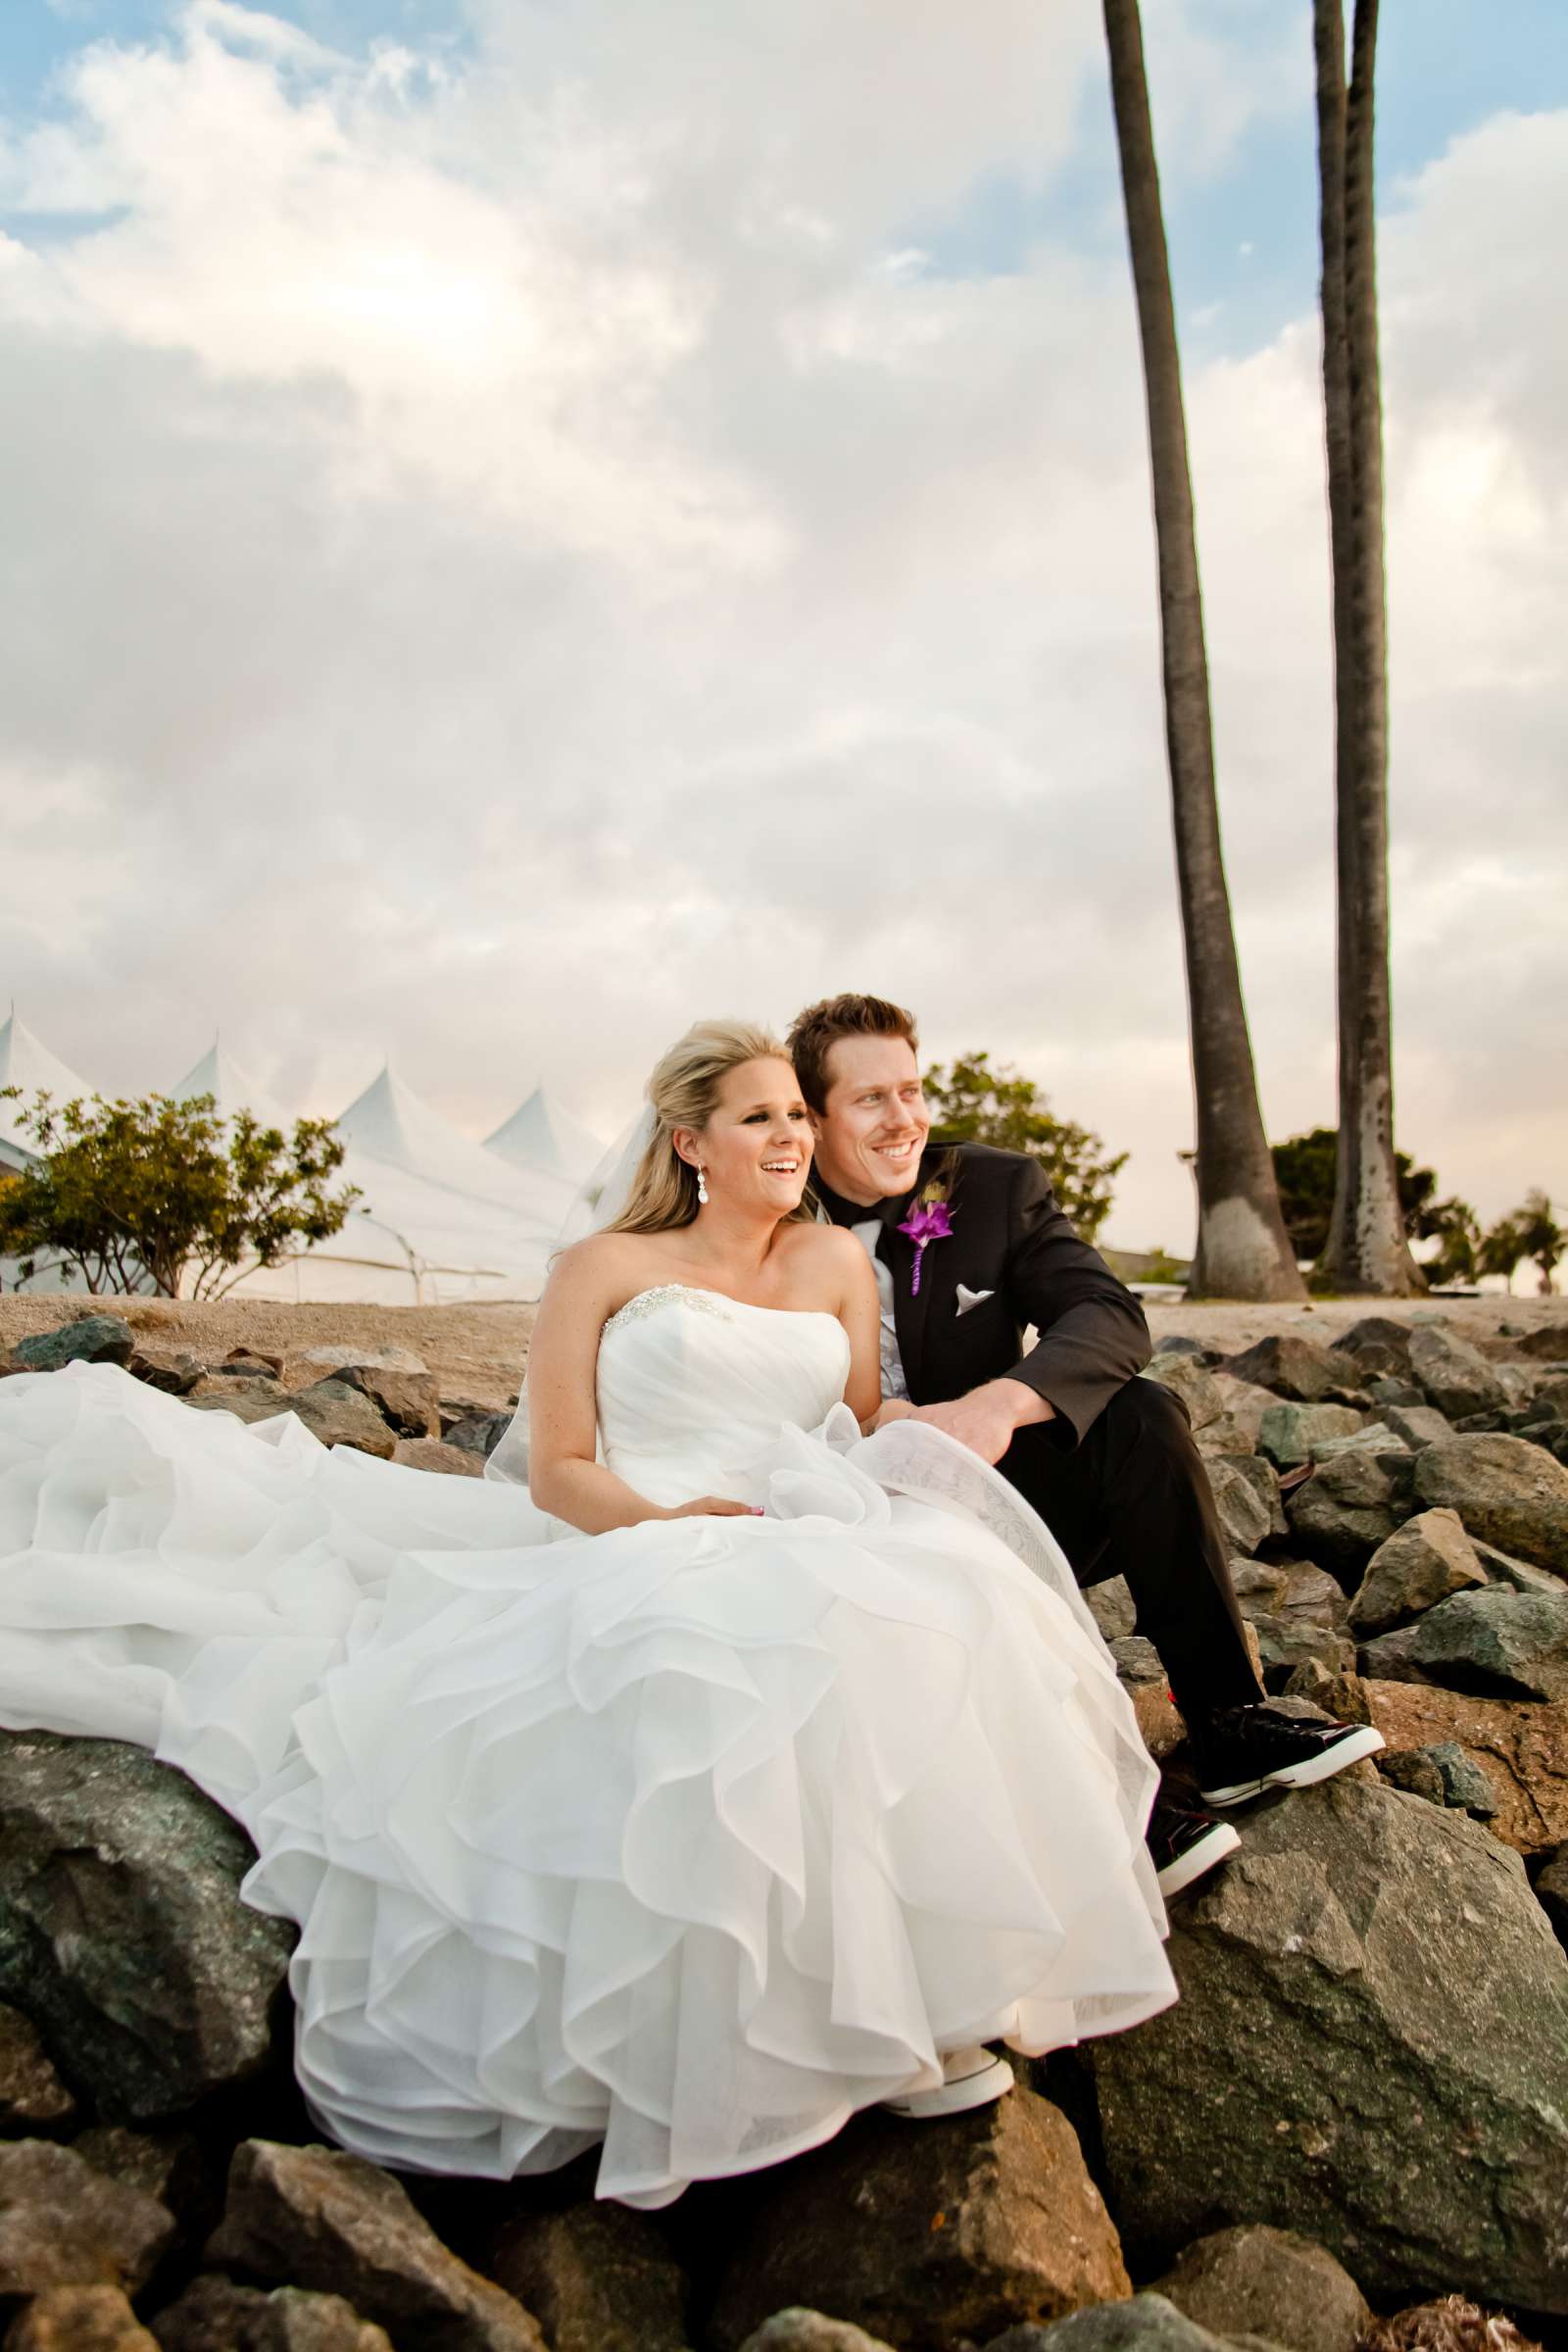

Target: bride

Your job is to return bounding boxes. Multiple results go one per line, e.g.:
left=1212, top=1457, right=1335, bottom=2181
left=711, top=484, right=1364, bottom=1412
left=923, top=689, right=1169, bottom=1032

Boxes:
left=0, top=1019, right=1174, bottom=2208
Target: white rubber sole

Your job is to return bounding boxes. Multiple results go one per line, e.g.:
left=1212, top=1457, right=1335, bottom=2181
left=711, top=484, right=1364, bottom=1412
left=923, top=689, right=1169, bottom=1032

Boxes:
left=1200, top=1724, right=1386, bottom=1809
left=882, top=2053, right=1014, bottom=2120
left=1155, top=1818, right=1241, bottom=1897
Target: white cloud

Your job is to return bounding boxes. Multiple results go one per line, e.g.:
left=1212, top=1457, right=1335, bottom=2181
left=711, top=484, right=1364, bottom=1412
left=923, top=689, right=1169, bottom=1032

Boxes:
left=0, top=3, right=1562, bottom=1254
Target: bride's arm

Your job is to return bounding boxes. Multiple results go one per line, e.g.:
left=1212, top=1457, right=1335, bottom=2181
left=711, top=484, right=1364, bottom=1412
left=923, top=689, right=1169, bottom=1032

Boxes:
left=527, top=1243, right=755, bottom=1533
left=825, top=1230, right=884, bottom=1430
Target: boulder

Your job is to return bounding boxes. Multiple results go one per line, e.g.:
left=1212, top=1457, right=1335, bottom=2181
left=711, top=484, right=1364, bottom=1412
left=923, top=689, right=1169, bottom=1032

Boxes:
left=0, top=2140, right=174, bottom=2296
left=185, top=1374, right=294, bottom=1424
left=737, top=2318, right=897, bottom=2352
left=1364, top=1681, right=1568, bottom=1858
left=5, top=2284, right=160, bottom=2350
left=1108, top=1640, right=1184, bottom=1759
left=1332, top=1317, right=1417, bottom=1382
left=1202, top=1461, right=1271, bottom=1558
left=1222, top=1337, right=1364, bottom=1405
left=1503, top=1323, right=1568, bottom=1362
left=1259, top=1405, right=1366, bottom=1471
left=1205, top=1378, right=1282, bottom=1451
left=1412, top=1436, right=1568, bottom=1576
left=1086, top=1578, right=1138, bottom=1643
left=1347, top=1511, right=1488, bottom=1637
left=1222, top=1455, right=1286, bottom=1540
left=1358, top=1587, right=1568, bottom=1702
left=283, top=1353, right=439, bottom=1441
left=1150, top=2224, right=1370, bottom=2352
left=1469, top=1539, right=1568, bottom=1599
left=0, top=2006, right=76, bottom=2134
left=709, top=2087, right=1130, bottom=2352
left=1080, top=1777, right=1568, bottom=2310
left=1379, top=1742, right=1499, bottom=1818
left=204, top=2140, right=545, bottom=2352
left=1286, top=1451, right=1410, bottom=1576
left=390, top=1438, right=483, bottom=1479
left=983, top=2296, right=1232, bottom=2352
left=0, top=1731, right=294, bottom=2121
left=74, top=2128, right=220, bottom=2246
left=11, top=1319, right=133, bottom=1375
left=479, top=2201, right=687, bottom=2352
left=444, top=1411, right=514, bottom=1461
left=279, top=1381, right=398, bottom=1460
left=1407, top=1328, right=1507, bottom=1421
left=1229, top=1560, right=1290, bottom=1619
left=1193, top=1416, right=1256, bottom=1460
left=1142, top=1356, right=1226, bottom=1432
left=1247, top=1618, right=1354, bottom=1693
left=1282, top=1662, right=1373, bottom=1725
left=125, top=1345, right=204, bottom=1397
left=150, top=2274, right=394, bottom=2351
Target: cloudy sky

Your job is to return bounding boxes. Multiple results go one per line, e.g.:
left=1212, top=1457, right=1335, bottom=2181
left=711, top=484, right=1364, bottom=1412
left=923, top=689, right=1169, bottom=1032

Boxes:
left=2, top=0, right=1563, bottom=1251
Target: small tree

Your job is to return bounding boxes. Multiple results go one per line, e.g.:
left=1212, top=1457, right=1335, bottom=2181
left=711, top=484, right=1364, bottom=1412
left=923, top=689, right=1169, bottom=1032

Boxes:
left=1271, top=1126, right=1437, bottom=1265
left=1420, top=1197, right=1483, bottom=1289
left=1481, top=1192, right=1562, bottom=1296
left=0, top=1089, right=361, bottom=1298
left=924, top=1052, right=1127, bottom=1243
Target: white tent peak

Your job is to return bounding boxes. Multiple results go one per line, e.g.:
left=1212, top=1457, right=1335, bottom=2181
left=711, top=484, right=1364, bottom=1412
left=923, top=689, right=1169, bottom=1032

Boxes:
left=485, top=1086, right=606, bottom=1187
left=335, top=1062, right=563, bottom=1227
left=0, top=1011, right=95, bottom=1163
left=170, top=1041, right=291, bottom=1131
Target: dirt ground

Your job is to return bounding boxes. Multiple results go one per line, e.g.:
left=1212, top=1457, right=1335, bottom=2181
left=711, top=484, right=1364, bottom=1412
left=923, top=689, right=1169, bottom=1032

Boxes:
left=2, top=1288, right=1563, bottom=1400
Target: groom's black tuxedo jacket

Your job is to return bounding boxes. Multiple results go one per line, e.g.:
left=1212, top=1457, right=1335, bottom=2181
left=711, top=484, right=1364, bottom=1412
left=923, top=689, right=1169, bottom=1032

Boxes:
left=816, top=1141, right=1152, bottom=1451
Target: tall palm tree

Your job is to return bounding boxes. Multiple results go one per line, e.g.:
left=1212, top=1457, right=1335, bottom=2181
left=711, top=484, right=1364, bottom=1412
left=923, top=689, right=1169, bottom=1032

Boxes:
left=1102, top=0, right=1304, bottom=1300
left=1314, top=0, right=1420, bottom=1293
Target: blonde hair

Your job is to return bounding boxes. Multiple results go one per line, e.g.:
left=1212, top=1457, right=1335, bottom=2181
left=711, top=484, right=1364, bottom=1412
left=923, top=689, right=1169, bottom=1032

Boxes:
left=605, top=1019, right=812, bottom=1236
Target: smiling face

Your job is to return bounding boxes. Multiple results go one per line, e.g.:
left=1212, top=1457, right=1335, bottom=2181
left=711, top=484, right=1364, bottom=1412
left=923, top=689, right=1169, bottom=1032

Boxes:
left=674, top=1055, right=811, bottom=1217
left=808, top=1034, right=931, bottom=1205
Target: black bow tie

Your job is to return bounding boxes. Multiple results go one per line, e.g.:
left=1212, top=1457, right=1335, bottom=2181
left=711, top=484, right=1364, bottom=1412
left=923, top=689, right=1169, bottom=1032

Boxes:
left=812, top=1172, right=914, bottom=1230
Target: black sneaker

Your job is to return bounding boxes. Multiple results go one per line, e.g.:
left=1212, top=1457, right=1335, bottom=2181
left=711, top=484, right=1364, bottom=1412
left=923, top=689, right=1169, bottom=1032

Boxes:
left=1149, top=1796, right=1241, bottom=1897
left=1193, top=1703, right=1386, bottom=1808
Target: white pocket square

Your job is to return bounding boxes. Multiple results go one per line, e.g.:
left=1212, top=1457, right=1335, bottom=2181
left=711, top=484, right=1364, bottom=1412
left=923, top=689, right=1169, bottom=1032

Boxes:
left=956, top=1285, right=995, bottom=1316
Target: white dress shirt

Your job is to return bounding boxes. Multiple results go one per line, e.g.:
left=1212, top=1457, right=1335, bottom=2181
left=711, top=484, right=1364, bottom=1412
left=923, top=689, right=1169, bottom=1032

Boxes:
left=850, top=1217, right=909, bottom=1401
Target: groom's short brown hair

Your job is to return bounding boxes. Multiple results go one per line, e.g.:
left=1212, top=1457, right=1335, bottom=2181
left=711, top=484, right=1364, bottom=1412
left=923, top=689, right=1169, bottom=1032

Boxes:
left=787, top=994, right=920, bottom=1112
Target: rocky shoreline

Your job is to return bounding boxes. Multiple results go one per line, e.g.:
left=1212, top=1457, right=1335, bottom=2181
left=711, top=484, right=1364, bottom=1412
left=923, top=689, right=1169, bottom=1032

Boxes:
left=1, top=1304, right=1566, bottom=2351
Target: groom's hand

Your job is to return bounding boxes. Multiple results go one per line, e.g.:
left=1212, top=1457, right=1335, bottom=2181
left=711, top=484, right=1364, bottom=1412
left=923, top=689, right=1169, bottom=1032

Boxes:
left=907, top=1379, right=1054, bottom=1466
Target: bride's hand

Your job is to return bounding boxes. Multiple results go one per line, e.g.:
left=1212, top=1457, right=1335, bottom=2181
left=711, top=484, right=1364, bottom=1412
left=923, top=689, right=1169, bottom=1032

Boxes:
left=662, top=1495, right=763, bottom=1519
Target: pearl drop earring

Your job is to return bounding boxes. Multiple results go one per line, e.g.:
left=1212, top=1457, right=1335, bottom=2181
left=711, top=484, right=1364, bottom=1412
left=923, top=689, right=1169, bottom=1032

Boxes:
left=696, top=1168, right=710, bottom=1205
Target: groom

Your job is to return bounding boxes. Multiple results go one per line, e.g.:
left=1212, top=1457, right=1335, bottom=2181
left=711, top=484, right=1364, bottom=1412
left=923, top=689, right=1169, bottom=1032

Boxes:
left=788, top=993, right=1383, bottom=1896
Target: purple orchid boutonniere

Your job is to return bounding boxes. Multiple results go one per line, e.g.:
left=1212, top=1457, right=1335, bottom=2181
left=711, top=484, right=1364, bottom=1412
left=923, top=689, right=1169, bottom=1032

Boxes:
left=898, top=1183, right=954, bottom=1295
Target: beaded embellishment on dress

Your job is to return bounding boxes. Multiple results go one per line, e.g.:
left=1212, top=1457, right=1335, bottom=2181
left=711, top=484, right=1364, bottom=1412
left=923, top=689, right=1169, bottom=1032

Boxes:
left=602, top=1284, right=738, bottom=1340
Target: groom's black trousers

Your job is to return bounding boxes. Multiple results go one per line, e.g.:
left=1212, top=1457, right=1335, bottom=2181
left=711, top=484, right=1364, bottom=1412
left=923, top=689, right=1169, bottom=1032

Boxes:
left=995, top=1380, right=1263, bottom=1724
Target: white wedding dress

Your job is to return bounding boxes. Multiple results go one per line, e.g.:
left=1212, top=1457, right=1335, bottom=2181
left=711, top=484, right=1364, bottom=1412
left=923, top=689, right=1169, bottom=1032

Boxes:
left=0, top=1286, right=1174, bottom=2205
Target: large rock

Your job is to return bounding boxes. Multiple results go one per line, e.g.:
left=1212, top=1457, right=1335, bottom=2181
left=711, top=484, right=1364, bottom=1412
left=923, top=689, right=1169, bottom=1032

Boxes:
left=74, top=2127, right=220, bottom=2249
left=736, top=2319, right=897, bottom=2352
left=1142, top=1356, right=1226, bottom=1432
left=1347, top=1511, right=1488, bottom=1636
left=0, top=2005, right=76, bottom=2134
left=1407, top=1328, right=1507, bottom=1421
left=390, top=1438, right=483, bottom=1478
left=444, top=1411, right=514, bottom=1460
left=0, top=1733, right=294, bottom=2121
left=150, top=2274, right=394, bottom=2351
left=11, top=1319, right=134, bottom=1374
left=1223, top=1337, right=1363, bottom=1405
left=1470, top=1539, right=1568, bottom=1599
left=1286, top=1451, right=1410, bottom=1576
left=1259, top=1404, right=1368, bottom=1470
left=1332, top=1318, right=1417, bottom=1383
left=1206, top=1378, right=1283, bottom=1451
left=0, top=2140, right=174, bottom=2296
left=709, top=2088, right=1130, bottom=2352
left=1202, top=1461, right=1270, bottom=1557
left=1247, top=1617, right=1354, bottom=1692
left=1150, top=2224, right=1370, bottom=2352
left=1358, top=1587, right=1568, bottom=1701
left=125, top=1344, right=205, bottom=1397
left=5, top=2284, right=160, bottom=2350
left=1373, top=1403, right=1453, bottom=1452
left=1081, top=1777, right=1568, bottom=2310
left=1412, top=1436, right=1568, bottom=1576
left=1108, top=1640, right=1184, bottom=1759
left=479, top=2201, right=687, bottom=2352
left=186, top=1376, right=396, bottom=1459
left=204, top=2140, right=545, bottom=2352
left=1365, top=1681, right=1568, bottom=1858
left=985, top=2296, right=1233, bottom=2352
left=1503, top=1322, right=1568, bottom=1363
left=285, top=1350, right=439, bottom=1441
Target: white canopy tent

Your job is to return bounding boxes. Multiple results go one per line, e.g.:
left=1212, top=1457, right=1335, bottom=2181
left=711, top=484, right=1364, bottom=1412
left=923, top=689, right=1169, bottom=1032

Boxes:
left=485, top=1086, right=607, bottom=1190
left=0, top=1009, right=95, bottom=1176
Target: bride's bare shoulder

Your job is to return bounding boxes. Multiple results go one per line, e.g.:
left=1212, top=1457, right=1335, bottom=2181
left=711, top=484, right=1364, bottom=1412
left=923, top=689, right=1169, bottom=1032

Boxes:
left=773, top=1219, right=869, bottom=1288
left=542, top=1234, right=651, bottom=1307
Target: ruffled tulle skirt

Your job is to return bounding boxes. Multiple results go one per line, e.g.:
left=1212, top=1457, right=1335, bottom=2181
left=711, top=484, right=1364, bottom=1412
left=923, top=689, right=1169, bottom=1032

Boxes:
left=0, top=1362, right=1173, bottom=2203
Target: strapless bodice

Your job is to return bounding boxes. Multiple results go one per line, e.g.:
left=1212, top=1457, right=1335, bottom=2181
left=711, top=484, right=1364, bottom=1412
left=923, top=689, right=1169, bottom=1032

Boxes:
left=595, top=1284, right=852, bottom=1505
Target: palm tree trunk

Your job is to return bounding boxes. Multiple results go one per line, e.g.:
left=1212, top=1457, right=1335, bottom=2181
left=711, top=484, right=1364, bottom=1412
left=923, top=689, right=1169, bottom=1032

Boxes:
left=1102, top=0, right=1304, bottom=1301
left=1315, top=0, right=1421, bottom=1293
